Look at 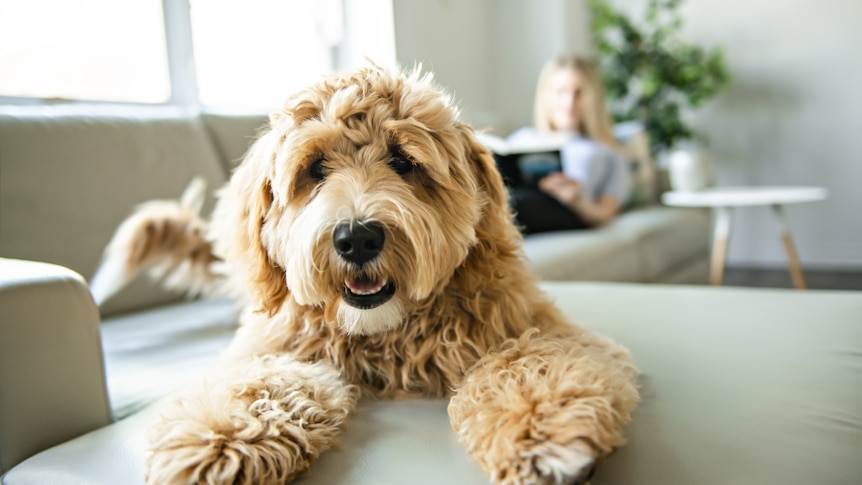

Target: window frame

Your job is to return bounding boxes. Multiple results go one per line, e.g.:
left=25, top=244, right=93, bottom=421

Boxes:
left=0, top=0, right=357, bottom=108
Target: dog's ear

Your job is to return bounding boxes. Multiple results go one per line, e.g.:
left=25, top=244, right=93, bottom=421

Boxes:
left=457, top=123, right=515, bottom=228
left=217, top=127, right=289, bottom=316
left=455, top=122, right=523, bottom=276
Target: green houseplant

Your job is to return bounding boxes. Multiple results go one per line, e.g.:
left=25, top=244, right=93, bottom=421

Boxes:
left=587, top=0, right=730, bottom=155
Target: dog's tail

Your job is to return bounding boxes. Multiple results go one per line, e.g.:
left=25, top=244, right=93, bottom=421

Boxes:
left=89, top=177, right=226, bottom=306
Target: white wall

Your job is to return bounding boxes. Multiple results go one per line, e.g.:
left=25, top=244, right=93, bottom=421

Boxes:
left=392, top=0, right=593, bottom=132
left=392, top=0, right=862, bottom=270
left=488, top=0, right=593, bottom=133
left=391, top=0, right=496, bottom=127
left=677, top=0, right=862, bottom=269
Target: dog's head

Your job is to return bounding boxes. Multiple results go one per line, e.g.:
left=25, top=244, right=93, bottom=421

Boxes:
left=216, top=65, right=518, bottom=335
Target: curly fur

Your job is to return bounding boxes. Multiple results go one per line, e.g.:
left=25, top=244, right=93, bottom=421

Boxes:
left=146, top=356, right=356, bottom=484
left=90, top=177, right=224, bottom=305
left=123, top=65, right=640, bottom=484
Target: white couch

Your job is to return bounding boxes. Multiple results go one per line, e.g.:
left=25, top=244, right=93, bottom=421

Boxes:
left=2, top=259, right=860, bottom=484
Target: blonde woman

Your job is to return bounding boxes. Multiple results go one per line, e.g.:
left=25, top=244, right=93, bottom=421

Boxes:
left=507, top=55, right=630, bottom=234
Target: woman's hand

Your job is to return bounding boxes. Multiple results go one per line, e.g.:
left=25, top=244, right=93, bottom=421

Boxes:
left=538, top=172, right=582, bottom=206
left=538, top=172, right=622, bottom=227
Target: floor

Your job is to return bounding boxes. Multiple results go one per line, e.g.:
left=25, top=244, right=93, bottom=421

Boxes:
left=723, top=267, right=862, bottom=291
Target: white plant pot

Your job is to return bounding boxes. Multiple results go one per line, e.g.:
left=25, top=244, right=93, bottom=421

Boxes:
left=667, top=147, right=714, bottom=192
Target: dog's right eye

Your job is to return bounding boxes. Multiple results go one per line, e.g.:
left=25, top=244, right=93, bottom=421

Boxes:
left=309, top=159, right=328, bottom=181
left=388, top=150, right=415, bottom=176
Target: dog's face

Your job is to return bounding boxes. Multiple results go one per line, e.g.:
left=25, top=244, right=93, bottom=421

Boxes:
left=218, top=66, right=512, bottom=335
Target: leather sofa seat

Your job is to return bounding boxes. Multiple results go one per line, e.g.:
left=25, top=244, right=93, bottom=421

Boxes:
left=3, top=271, right=860, bottom=485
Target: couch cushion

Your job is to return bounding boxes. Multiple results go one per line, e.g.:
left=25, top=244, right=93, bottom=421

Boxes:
left=523, top=205, right=710, bottom=283
left=200, top=110, right=269, bottom=172
left=523, top=227, right=641, bottom=281
left=611, top=205, right=711, bottom=281
left=4, top=282, right=860, bottom=484
left=543, top=282, right=862, bottom=485
left=0, top=105, right=229, bottom=317
left=101, top=298, right=239, bottom=419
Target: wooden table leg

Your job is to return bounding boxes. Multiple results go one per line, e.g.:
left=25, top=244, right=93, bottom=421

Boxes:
left=710, top=206, right=733, bottom=286
left=771, top=204, right=808, bottom=290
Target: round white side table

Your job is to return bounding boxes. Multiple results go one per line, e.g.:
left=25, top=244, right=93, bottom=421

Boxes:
left=662, top=186, right=829, bottom=289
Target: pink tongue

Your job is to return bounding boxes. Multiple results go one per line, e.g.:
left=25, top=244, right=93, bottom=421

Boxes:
left=347, top=275, right=386, bottom=294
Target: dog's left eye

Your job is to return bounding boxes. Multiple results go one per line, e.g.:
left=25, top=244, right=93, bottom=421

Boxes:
left=388, top=151, right=414, bottom=176
left=309, top=158, right=328, bottom=181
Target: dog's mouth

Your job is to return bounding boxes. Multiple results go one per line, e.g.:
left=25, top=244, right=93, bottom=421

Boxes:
left=342, top=273, right=396, bottom=309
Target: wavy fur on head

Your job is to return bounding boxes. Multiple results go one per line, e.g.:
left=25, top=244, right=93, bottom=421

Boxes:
left=139, top=65, right=639, bottom=485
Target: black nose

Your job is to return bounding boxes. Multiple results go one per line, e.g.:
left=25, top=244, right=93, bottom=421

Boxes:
left=333, top=221, right=385, bottom=266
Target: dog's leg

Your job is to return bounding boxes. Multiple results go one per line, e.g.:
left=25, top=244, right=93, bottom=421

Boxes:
left=145, top=354, right=357, bottom=485
left=448, top=329, right=639, bottom=485
left=90, top=177, right=224, bottom=304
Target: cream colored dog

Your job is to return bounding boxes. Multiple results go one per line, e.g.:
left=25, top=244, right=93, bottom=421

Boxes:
left=94, top=65, right=639, bottom=485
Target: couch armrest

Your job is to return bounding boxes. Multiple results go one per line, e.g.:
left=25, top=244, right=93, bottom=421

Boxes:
left=0, top=259, right=113, bottom=474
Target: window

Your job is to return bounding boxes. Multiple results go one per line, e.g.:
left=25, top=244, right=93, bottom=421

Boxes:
left=0, top=0, right=395, bottom=108
left=0, top=0, right=171, bottom=103
left=189, top=0, right=337, bottom=109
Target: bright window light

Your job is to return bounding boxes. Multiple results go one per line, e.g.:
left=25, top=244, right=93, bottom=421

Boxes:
left=0, top=0, right=170, bottom=103
left=0, top=0, right=395, bottom=108
left=189, top=0, right=339, bottom=109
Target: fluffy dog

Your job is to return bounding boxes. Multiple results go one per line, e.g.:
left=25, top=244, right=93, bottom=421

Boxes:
left=95, top=65, right=639, bottom=485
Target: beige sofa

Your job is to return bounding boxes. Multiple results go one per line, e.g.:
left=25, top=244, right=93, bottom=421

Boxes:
left=0, top=105, right=713, bottom=479
left=0, top=105, right=709, bottom=306
left=0, top=104, right=709, bottom=415
left=2, top=259, right=860, bottom=484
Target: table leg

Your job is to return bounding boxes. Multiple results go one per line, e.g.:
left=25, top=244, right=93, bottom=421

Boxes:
left=771, top=204, right=807, bottom=290
left=710, top=206, right=733, bottom=286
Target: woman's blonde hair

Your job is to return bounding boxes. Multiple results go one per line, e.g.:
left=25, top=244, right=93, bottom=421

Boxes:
left=533, top=55, right=620, bottom=149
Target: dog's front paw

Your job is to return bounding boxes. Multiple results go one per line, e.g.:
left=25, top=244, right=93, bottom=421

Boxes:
left=501, top=438, right=599, bottom=485
left=146, top=429, right=295, bottom=485
left=145, top=356, right=357, bottom=485
left=473, top=433, right=599, bottom=485
left=145, top=395, right=321, bottom=485
left=449, top=331, right=638, bottom=485
left=451, top=394, right=608, bottom=485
